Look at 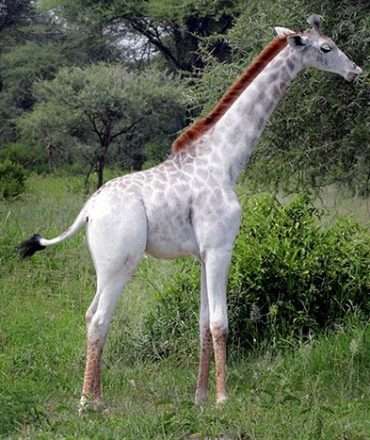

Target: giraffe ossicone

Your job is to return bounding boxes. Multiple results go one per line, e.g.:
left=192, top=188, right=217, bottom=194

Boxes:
left=17, top=16, right=362, bottom=411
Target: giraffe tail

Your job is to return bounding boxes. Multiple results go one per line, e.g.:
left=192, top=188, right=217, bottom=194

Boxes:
left=17, top=206, right=88, bottom=259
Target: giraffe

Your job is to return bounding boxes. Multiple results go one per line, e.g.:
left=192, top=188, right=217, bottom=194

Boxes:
left=18, top=15, right=362, bottom=412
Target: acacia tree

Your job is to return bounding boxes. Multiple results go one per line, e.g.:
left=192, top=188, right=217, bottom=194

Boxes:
left=18, top=63, right=186, bottom=187
left=40, top=0, right=240, bottom=73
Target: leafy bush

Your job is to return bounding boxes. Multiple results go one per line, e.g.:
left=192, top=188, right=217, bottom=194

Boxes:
left=227, top=194, right=370, bottom=350
left=138, top=194, right=370, bottom=360
left=0, top=160, right=27, bottom=199
left=0, top=143, right=34, bottom=167
left=0, top=143, right=49, bottom=174
left=140, top=262, right=200, bottom=359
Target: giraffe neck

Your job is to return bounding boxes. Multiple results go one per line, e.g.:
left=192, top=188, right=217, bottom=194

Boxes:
left=205, top=45, right=303, bottom=184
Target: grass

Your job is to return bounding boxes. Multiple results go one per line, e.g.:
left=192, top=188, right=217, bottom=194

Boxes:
left=1, top=174, right=370, bottom=439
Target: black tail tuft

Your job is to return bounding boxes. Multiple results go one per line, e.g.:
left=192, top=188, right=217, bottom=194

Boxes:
left=17, top=234, right=46, bottom=259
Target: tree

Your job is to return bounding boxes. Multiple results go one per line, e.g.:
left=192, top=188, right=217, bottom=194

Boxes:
left=0, top=0, right=118, bottom=148
left=18, top=63, right=186, bottom=187
left=0, top=41, right=66, bottom=143
left=40, top=0, right=241, bottom=73
left=0, top=0, right=32, bottom=33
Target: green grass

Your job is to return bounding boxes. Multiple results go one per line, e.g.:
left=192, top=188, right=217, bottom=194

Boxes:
left=1, top=174, right=370, bottom=439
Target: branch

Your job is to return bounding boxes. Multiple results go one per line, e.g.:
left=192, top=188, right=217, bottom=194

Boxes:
left=85, top=112, right=104, bottom=146
left=111, top=117, right=144, bottom=140
left=108, top=15, right=184, bottom=70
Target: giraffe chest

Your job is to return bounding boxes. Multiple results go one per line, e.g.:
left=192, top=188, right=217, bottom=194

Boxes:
left=143, top=187, right=199, bottom=259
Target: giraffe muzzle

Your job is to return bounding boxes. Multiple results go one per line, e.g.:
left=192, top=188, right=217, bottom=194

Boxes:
left=346, top=65, right=363, bottom=82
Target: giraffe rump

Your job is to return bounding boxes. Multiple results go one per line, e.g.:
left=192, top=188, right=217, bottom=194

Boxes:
left=171, top=35, right=289, bottom=153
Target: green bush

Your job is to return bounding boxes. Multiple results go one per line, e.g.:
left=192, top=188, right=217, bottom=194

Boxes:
left=138, top=194, right=370, bottom=360
left=0, top=160, right=27, bottom=199
left=0, top=143, right=33, bottom=167
left=227, top=194, right=370, bottom=351
left=0, top=143, right=49, bottom=174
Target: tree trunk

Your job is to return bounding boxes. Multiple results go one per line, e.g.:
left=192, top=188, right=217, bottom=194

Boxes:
left=96, top=154, right=105, bottom=189
left=132, top=151, right=145, bottom=171
left=94, top=125, right=111, bottom=189
left=46, top=143, right=54, bottom=172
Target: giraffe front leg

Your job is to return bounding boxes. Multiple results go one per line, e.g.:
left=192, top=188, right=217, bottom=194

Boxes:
left=195, top=262, right=212, bottom=404
left=204, top=248, right=231, bottom=404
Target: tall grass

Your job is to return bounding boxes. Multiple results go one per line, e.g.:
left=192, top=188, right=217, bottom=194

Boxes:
left=1, top=174, right=370, bottom=439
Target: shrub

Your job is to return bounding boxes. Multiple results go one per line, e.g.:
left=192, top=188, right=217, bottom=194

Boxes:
left=137, top=194, right=370, bottom=360
left=0, top=143, right=49, bottom=174
left=227, top=194, right=370, bottom=351
left=0, top=160, right=27, bottom=199
left=0, top=143, right=33, bottom=167
left=140, top=262, right=200, bottom=360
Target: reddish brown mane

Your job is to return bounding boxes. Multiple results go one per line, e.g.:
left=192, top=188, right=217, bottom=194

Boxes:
left=172, top=35, right=288, bottom=153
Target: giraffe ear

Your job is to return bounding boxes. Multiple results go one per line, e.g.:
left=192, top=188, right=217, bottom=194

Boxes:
left=287, top=34, right=310, bottom=49
left=307, top=14, right=322, bottom=34
left=274, top=26, right=295, bottom=37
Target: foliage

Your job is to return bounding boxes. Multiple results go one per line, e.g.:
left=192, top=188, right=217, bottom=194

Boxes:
left=18, top=63, right=186, bottom=187
left=228, top=194, right=370, bottom=349
left=0, top=0, right=32, bottom=33
left=0, top=159, right=26, bottom=199
left=0, top=0, right=117, bottom=147
left=0, top=143, right=51, bottom=174
left=40, top=0, right=241, bottom=72
left=138, top=261, right=200, bottom=359
left=0, top=42, right=65, bottom=109
left=0, top=38, right=67, bottom=143
left=1, top=143, right=34, bottom=167
left=138, top=194, right=370, bottom=359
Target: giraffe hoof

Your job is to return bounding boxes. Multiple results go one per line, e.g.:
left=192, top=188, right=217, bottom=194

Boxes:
left=79, top=396, right=89, bottom=416
left=194, top=390, right=208, bottom=405
left=91, top=398, right=104, bottom=412
left=79, top=396, right=104, bottom=415
left=216, top=394, right=228, bottom=405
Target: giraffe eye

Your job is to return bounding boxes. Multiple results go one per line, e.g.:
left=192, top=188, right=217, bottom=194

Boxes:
left=320, top=44, right=332, bottom=53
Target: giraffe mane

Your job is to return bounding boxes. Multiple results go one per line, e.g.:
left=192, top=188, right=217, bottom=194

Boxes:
left=171, top=35, right=289, bottom=153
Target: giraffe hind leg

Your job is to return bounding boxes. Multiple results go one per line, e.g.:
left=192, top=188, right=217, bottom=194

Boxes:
left=79, top=198, right=147, bottom=414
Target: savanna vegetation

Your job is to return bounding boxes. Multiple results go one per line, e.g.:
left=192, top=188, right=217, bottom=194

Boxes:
left=1, top=0, right=370, bottom=438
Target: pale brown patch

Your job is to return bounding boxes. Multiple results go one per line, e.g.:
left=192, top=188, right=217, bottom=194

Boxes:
left=81, top=340, right=103, bottom=401
left=211, top=326, right=228, bottom=402
left=195, top=328, right=212, bottom=403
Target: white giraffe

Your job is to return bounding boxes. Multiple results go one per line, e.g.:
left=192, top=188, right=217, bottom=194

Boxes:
left=18, top=15, right=362, bottom=412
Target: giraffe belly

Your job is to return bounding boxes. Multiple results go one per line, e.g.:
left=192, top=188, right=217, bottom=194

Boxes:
left=145, top=218, right=199, bottom=259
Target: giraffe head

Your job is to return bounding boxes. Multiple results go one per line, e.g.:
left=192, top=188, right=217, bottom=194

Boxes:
left=275, top=15, right=362, bottom=81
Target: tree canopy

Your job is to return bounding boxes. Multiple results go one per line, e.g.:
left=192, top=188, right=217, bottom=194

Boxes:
left=40, top=0, right=240, bottom=72
left=18, top=63, right=186, bottom=187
